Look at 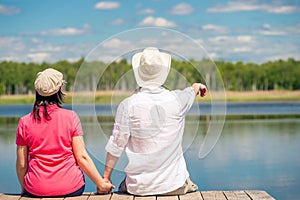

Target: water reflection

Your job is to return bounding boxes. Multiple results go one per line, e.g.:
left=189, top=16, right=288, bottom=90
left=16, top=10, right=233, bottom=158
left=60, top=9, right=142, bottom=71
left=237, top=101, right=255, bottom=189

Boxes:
left=0, top=116, right=299, bottom=199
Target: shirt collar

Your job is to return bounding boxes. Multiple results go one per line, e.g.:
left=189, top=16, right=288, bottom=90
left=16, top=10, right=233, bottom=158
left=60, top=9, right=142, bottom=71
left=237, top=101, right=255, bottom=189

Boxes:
left=140, top=86, right=166, bottom=94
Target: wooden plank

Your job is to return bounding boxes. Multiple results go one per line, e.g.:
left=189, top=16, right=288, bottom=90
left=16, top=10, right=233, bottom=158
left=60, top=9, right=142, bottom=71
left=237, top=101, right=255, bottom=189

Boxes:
left=245, top=190, right=275, bottom=200
left=223, top=191, right=251, bottom=200
left=110, top=193, right=134, bottom=200
left=179, top=192, right=203, bottom=200
left=64, top=192, right=91, bottom=200
left=20, top=197, right=41, bottom=200
left=201, top=191, right=227, bottom=200
left=157, top=196, right=179, bottom=200
left=0, top=194, right=21, bottom=200
left=88, top=193, right=112, bottom=200
left=42, top=198, right=64, bottom=200
left=0, top=191, right=276, bottom=200
left=134, top=196, right=156, bottom=200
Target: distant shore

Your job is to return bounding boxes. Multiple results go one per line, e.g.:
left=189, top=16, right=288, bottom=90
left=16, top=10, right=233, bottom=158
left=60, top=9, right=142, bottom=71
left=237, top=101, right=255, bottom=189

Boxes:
left=1, top=90, right=300, bottom=105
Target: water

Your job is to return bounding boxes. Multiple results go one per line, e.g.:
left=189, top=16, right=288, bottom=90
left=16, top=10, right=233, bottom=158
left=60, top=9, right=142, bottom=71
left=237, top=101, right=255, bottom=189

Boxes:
left=1, top=102, right=300, bottom=116
left=0, top=103, right=299, bottom=199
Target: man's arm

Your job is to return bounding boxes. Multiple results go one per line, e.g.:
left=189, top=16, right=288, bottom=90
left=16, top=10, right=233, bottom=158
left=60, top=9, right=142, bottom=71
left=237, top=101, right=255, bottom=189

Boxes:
left=104, top=152, right=119, bottom=182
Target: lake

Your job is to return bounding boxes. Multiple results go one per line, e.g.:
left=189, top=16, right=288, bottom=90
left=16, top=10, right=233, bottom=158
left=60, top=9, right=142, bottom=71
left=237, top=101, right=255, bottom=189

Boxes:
left=0, top=102, right=299, bottom=199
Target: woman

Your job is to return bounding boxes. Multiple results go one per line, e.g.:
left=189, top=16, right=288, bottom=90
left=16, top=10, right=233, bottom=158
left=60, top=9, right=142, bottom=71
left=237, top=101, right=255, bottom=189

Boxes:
left=16, top=68, right=114, bottom=197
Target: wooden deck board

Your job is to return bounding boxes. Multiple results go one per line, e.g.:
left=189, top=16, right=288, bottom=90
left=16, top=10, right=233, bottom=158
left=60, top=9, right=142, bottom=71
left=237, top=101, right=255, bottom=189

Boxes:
left=110, top=193, right=134, bottom=200
left=156, top=196, right=179, bottom=200
left=223, top=191, right=251, bottom=200
left=41, top=198, right=64, bottom=200
left=0, top=191, right=275, bottom=200
left=0, top=194, right=21, bottom=200
left=134, top=196, right=156, bottom=200
left=88, top=193, right=112, bottom=200
left=179, top=191, right=203, bottom=200
left=201, top=191, right=227, bottom=200
left=19, top=197, right=42, bottom=200
left=245, top=190, right=275, bottom=200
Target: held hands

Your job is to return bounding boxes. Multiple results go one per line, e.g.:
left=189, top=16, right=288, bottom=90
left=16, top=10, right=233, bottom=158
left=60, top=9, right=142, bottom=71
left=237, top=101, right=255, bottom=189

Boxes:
left=97, top=178, right=115, bottom=194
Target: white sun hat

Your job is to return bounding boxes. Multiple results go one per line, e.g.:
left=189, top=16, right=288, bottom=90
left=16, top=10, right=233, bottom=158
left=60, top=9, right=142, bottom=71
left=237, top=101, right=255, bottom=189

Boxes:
left=132, top=47, right=171, bottom=87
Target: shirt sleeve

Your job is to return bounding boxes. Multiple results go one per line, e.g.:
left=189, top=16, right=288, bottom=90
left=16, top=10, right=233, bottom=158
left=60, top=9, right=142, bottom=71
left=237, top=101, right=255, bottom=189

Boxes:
left=173, top=86, right=195, bottom=116
left=105, top=99, right=130, bottom=157
left=16, top=117, right=26, bottom=146
left=72, top=111, right=83, bottom=137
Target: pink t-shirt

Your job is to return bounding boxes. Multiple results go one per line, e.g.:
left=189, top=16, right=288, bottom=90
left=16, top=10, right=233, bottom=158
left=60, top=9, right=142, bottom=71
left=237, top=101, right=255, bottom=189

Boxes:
left=16, top=104, right=85, bottom=196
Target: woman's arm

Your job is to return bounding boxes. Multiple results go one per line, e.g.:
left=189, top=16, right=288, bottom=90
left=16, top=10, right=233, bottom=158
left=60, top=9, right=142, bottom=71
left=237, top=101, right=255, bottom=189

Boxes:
left=16, top=145, right=28, bottom=193
left=72, top=136, right=114, bottom=194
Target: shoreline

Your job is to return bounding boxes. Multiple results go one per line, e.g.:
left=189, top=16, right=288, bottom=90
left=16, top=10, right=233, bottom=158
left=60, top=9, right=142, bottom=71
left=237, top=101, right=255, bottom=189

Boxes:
left=1, top=90, right=300, bottom=105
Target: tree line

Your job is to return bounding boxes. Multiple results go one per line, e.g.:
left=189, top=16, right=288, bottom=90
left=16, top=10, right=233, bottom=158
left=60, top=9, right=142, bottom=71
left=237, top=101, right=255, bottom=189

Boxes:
left=0, top=58, right=299, bottom=95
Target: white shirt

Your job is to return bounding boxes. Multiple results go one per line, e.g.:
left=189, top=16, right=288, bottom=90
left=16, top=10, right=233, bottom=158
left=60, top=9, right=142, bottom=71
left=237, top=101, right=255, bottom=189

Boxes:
left=105, top=86, right=195, bottom=195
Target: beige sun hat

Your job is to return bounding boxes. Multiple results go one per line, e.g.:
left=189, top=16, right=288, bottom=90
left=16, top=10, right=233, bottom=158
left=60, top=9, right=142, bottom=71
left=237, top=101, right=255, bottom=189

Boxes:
left=34, top=68, right=64, bottom=96
left=132, top=47, right=171, bottom=87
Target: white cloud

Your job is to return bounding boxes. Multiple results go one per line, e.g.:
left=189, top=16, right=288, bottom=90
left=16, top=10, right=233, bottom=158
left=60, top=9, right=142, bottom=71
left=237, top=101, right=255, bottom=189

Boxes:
left=94, top=1, right=120, bottom=10
left=27, top=53, right=50, bottom=63
left=207, top=0, right=300, bottom=14
left=40, top=24, right=91, bottom=36
left=202, top=24, right=228, bottom=34
left=0, top=37, right=25, bottom=51
left=204, top=34, right=300, bottom=62
left=0, top=36, right=94, bottom=63
left=110, top=18, right=124, bottom=25
left=208, top=35, right=255, bottom=47
left=0, top=4, right=20, bottom=15
left=168, top=3, right=194, bottom=15
left=256, top=30, right=285, bottom=36
left=138, top=8, right=155, bottom=15
left=29, top=43, right=62, bottom=53
left=269, top=5, right=299, bottom=14
left=236, top=36, right=253, bottom=42
left=138, top=16, right=176, bottom=28
left=31, top=38, right=42, bottom=44
left=255, top=23, right=300, bottom=36
left=232, top=47, right=252, bottom=52
left=101, top=38, right=131, bottom=48
left=205, top=35, right=258, bottom=61
left=0, top=37, right=26, bottom=61
left=1, top=27, right=299, bottom=64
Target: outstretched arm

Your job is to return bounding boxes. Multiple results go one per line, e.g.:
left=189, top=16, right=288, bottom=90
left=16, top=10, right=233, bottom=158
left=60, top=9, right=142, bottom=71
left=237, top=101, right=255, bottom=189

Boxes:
left=192, top=83, right=207, bottom=97
left=72, top=136, right=114, bottom=194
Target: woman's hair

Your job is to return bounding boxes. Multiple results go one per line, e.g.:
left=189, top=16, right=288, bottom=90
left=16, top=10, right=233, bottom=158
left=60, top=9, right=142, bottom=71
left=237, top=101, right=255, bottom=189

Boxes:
left=32, top=89, right=65, bottom=121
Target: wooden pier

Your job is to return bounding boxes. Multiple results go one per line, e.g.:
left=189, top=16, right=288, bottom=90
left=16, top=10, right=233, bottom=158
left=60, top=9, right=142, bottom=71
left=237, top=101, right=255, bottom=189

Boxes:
left=0, top=191, right=275, bottom=200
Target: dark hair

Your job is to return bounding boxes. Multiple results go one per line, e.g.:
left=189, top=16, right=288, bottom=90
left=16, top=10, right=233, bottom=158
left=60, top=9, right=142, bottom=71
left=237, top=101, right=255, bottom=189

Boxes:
left=32, top=89, right=65, bottom=121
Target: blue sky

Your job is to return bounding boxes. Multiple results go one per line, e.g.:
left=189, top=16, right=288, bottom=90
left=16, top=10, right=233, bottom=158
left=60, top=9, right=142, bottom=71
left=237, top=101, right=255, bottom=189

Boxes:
left=0, top=0, right=299, bottom=63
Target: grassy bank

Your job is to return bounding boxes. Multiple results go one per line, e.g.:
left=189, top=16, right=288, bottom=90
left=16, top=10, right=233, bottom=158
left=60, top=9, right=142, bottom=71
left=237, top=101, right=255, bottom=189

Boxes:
left=1, top=90, right=300, bottom=105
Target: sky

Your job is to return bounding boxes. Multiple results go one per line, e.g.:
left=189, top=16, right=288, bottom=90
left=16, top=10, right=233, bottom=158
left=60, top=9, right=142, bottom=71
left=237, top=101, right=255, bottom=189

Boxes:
left=0, top=0, right=299, bottom=63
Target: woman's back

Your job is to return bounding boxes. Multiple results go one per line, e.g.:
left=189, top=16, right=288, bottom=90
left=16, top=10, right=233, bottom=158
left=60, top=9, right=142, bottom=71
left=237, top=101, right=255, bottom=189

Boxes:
left=16, top=104, right=85, bottom=196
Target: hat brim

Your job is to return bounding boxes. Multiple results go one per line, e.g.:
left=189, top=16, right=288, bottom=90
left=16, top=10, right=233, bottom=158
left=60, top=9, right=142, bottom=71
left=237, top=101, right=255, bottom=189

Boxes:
left=132, top=51, right=171, bottom=87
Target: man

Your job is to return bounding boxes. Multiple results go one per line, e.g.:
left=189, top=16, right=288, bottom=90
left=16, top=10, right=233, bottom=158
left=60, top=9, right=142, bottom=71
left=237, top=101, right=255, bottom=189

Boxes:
left=104, top=47, right=207, bottom=195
